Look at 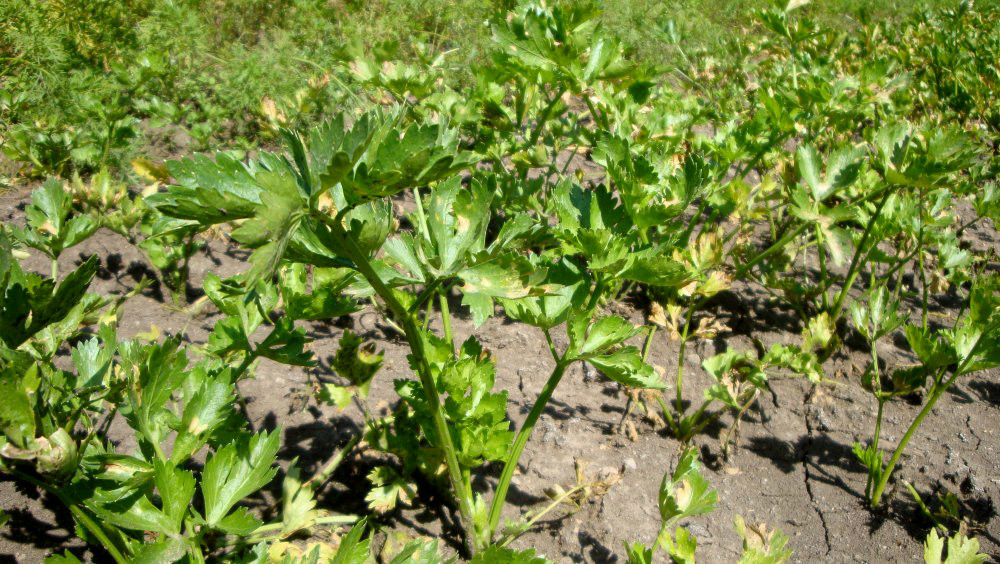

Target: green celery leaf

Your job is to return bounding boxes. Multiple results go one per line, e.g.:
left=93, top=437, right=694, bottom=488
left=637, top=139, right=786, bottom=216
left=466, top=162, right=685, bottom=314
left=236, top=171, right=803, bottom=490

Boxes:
left=388, top=538, right=449, bottom=564
left=152, top=459, right=196, bottom=535
left=332, top=518, right=371, bottom=564
left=578, top=315, right=641, bottom=356
left=89, top=485, right=174, bottom=535
left=317, top=384, right=353, bottom=410
left=904, top=325, right=956, bottom=369
left=365, top=466, right=416, bottom=514
left=331, top=330, right=383, bottom=394
left=170, top=368, right=236, bottom=464
left=0, top=364, right=37, bottom=447
left=216, top=506, right=263, bottom=536
left=623, top=542, right=653, bottom=564
left=201, top=429, right=280, bottom=527
left=664, top=527, right=698, bottom=563
left=923, top=528, right=988, bottom=564
left=71, top=334, right=116, bottom=389
left=499, top=257, right=588, bottom=330
left=0, top=255, right=98, bottom=349
left=44, top=551, right=84, bottom=564
left=586, top=347, right=665, bottom=389
left=622, top=253, right=689, bottom=287
left=281, top=459, right=320, bottom=536
left=123, top=338, right=189, bottom=451
left=256, top=318, right=314, bottom=366
left=131, top=537, right=188, bottom=564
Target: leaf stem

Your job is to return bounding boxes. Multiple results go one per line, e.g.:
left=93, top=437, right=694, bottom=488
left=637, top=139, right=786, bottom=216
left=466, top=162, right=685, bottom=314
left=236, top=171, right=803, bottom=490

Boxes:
left=865, top=343, right=885, bottom=500
left=916, top=187, right=929, bottom=330
left=412, top=186, right=432, bottom=244
left=439, top=292, right=454, bottom=352
left=733, top=222, right=809, bottom=282
left=883, top=244, right=922, bottom=287
left=829, top=187, right=893, bottom=321
left=870, top=368, right=949, bottom=508
left=498, top=481, right=590, bottom=547
left=865, top=398, right=884, bottom=500
left=315, top=210, right=478, bottom=554
left=656, top=394, right=677, bottom=432
left=486, top=357, right=570, bottom=542
left=814, top=224, right=830, bottom=310
left=720, top=393, right=759, bottom=458
left=733, top=132, right=788, bottom=183
left=582, top=92, right=608, bottom=132
left=304, top=434, right=361, bottom=492
left=902, top=480, right=947, bottom=534
left=675, top=304, right=696, bottom=416
left=423, top=299, right=433, bottom=331
left=678, top=200, right=708, bottom=247
left=543, top=328, right=560, bottom=363
left=870, top=329, right=987, bottom=507
left=232, top=352, right=259, bottom=431
left=233, top=351, right=257, bottom=381
left=642, top=325, right=657, bottom=363
left=242, top=515, right=359, bottom=545
left=412, top=278, right=444, bottom=316
left=918, top=232, right=929, bottom=331
left=681, top=398, right=720, bottom=441
left=529, top=86, right=567, bottom=146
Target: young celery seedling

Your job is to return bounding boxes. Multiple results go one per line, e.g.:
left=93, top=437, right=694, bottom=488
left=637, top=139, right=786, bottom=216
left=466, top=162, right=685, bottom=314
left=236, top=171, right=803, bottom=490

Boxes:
left=866, top=277, right=999, bottom=509
left=12, top=179, right=99, bottom=278
left=849, top=284, right=905, bottom=501
left=624, top=448, right=717, bottom=563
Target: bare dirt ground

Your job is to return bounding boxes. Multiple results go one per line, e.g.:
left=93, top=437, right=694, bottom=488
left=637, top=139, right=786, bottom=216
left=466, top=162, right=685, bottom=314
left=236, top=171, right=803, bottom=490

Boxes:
left=1, top=184, right=998, bottom=563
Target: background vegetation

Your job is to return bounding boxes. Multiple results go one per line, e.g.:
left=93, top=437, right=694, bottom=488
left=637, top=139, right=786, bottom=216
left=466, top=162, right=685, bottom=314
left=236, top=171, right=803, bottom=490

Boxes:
left=0, top=0, right=963, bottom=183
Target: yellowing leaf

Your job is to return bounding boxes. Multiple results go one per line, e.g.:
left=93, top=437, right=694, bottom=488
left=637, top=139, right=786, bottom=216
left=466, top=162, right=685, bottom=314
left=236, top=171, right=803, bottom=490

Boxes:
left=132, top=158, right=170, bottom=184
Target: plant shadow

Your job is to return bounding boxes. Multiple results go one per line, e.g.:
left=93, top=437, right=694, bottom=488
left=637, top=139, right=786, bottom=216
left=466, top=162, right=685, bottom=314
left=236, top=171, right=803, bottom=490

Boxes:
left=579, top=530, right=619, bottom=562
left=0, top=477, right=110, bottom=563
left=967, top=379, right=1000, bottom=407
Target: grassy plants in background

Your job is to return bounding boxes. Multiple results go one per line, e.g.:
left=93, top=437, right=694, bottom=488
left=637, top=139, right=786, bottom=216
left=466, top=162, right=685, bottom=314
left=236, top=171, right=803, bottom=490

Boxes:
left=1, top=0, right=971, bottom=181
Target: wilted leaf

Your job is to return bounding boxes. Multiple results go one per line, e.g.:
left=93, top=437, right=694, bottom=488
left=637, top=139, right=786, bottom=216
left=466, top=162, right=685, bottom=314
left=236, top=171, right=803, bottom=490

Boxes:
left=365, top=466, right=416, bottom=513
left=658, top=448, right=717, bottom=523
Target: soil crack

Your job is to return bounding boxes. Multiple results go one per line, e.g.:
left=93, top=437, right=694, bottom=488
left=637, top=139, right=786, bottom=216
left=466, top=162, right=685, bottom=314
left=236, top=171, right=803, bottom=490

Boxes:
left=803, top=401, right=833, bottom=556
left=965, top=415, right=983, bottom=452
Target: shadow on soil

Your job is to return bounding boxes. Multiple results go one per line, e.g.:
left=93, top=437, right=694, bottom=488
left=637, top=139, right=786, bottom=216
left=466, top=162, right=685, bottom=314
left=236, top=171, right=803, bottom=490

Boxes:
left=966, top=379, right=1000, bottom=407
left=746, top=432, right=999, bottom=550
left=747, top=434, right=862, bottom=477
left=0, top=476, right=109, bottom=563
left=579, top=530, right=619, bottom=562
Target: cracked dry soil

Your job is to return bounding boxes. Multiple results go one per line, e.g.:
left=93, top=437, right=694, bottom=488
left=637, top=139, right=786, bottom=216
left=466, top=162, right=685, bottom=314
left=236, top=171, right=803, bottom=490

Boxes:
left=1, top=186, right=998, bottom=563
